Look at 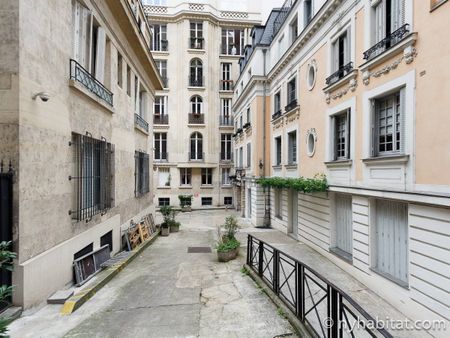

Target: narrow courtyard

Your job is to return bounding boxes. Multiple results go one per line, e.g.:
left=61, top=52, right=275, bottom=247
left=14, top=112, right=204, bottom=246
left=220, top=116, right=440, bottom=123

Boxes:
left=8, top=210, right=296, bottom=338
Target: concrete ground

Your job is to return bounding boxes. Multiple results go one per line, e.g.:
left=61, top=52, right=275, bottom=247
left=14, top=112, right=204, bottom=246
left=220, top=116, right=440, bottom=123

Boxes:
left=8, top=210, right=296, bottom=338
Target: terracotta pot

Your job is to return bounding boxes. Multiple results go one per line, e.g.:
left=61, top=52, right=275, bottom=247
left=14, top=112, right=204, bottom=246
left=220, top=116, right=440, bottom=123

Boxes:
left=161, top=226, right=170, bottom=236
left=170, top=225, right=179, bottom=233
left=217, top=247, right=239, bottom=262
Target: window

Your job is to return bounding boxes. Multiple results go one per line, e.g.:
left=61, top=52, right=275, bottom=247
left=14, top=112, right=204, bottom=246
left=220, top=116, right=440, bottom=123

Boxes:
left=135, top=151, right=150, bottom=197
left=304, top=0, right=312, bottom=27
left=221, top=28, right=244, bottom=55
left=275, top=136, right=282, bottom=166
left=290, top=16, right=298, bottom=44
left=154, top=132, right=167, bottom=160
left=150, top=24, right=168, bottom=51
left=239, top=115, right=243, bottom=128
left=220, top=99, right=232, bottom=125
left=201, top=197, right=212, bottom=206
left=307, top=63, right=316, bottom=90
left=274, top=188, right=282, bottom=219
left=189, top=59, right=203, bottom=86
left=155, top=60, right=167, bottom=87
left=158, top=197, right=170, bottom=206
left=126, top=64, right=131, bottom=95
left=288, top=131, right=297, bottom=165
left=372, top=90, right=404, bottom=156
left=117, top=52, right=123, bottom=87
left=190, top=132, right=203, bottom=160
left=222, top=168, right=231, bottom=185
left=190, top=22, right=204, bottom=49
left=201, top=168, right=212, bottom=185
left=134, top=75, right=139, bottom=112
left=239, top=147, right=243, bottom=168
left=331, top=28, right=351, bottom=76
left=154, top=96, right=167, bottom=116
left=287, top=77, right=297, bottom=107
left=333, top=194, right=352, bottom=260
left=372, top=199, right=408, bottom=286
left=100, top=230, right=113, bottom=252
left=180, top=168, right=192, bottom=186
left=220, top=63, right=232, bottom=90
left=307, top=132, right=316, bottom=157
left=332, top=110, right=350, bottom=160
left=274, top=91, right=281, bottom=114
left=158, top=168, right=170, bottom=187
left=70, top=133, right=114, bottom=221
left=221, top=134, right=232, bottom=161
left=246, top=143, right=251, bottom=168
left=224, top=196, right=233, bottom=205
left=190, top=95, right=203, bottom=115
left=246, top=108, right=251, bottom=124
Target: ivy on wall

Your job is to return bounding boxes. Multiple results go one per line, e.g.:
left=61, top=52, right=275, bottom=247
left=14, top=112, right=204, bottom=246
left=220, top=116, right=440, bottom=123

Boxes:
left=256, top=174, right=328, bottom=193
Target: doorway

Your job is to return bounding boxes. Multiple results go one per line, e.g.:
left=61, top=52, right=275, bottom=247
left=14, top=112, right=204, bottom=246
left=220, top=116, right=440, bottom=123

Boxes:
left=287, top=189, right=298, bottom=238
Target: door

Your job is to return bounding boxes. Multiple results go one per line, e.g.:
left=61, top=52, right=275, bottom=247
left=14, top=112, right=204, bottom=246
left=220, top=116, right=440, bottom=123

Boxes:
left=247, top=188, right=252, bottom=219
left=335, top=194, right=353, bottom=258
left=0, top=173, right=13, bottom=310
left=288, top=190, right=298, bottom=237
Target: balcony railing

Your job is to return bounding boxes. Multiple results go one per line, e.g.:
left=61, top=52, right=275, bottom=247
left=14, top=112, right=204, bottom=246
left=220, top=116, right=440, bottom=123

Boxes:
left=154, top=152, right=168, bottom=162
left=220, top=80, right=234, bottom=91
left=243, top=122, right=251, bottom=130
left=189, top=37, right=204, bottom=49
left=134, top=113, right=149, bottom=132
left=188, top=152, right=204, bottom=161
left=220, top=44, right=242, bottom=56
left=219, top=116, right=233, bottom=126
left=188, top=113, right=204, bottom=124
left=272, top=110, right=282, bottom=120
left=220, top=152, right=233, bottom=162
left=285, top=99, right=298, bottom=112
left=363, top=24, right=410, bottom=61
left=326, top=62, right=354, bottom=86
left=189, top=76, right=204, bottom=87
left=247, top=234, right=393, bottom=338
left=161, top=77, right=169, bottom=88
left=153, top=114, right=169, bottom=125
left=151, top=39, right=168, bottom=52
left=70, top=59, right=113, bottom=106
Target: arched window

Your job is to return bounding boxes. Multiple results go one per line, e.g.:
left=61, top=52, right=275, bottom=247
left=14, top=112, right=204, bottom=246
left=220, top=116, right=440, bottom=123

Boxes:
left=190, top=132, right=203, bottom=160
left=189, top=58, right=203, bottom=86
left=190, top=95, right=203, bottom=115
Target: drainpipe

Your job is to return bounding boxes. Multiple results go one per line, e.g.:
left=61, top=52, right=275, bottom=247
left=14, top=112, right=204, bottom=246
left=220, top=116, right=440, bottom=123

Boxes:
left=262, top=48, right=271, bottom=228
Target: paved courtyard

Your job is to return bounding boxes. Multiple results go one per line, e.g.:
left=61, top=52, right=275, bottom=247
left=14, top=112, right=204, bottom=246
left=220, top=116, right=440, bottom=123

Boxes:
left=9, top=210, right=296, bottom=338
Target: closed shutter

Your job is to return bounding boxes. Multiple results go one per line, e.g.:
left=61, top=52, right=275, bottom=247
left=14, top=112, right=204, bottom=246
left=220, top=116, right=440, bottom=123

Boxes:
left=95, top=26, right=106, bottom=82
left=374, top=199, right=408, bottom=285
left=332, top=40, right=339, bottom=72
left=158, top=168, right=169, bottom=187
left=391, top=0, right=405, bottom=31
left=73, top=2, right=92, bottom=69
left=344, top=27, right=351, bottom=65
left=346, top=109, right=351, bottom=159
left=399, top=87, right=406, bottom=154
left=330, top=116, right=336, bottom=160
left=335, top=194, right=352, bottom=255
left=371, top=100, right=377, bottom=157
left=72, top=1, right=81, bottom=63
left=374, top=1, right=385, bottom=43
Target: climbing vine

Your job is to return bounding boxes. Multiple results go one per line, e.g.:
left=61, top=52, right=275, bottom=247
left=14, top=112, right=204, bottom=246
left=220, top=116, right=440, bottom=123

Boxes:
left=256, top=174, right=328, bottom=193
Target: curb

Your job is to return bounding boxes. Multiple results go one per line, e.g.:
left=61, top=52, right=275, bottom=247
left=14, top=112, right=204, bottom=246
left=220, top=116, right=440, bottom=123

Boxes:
left=61, top=230, right=160, bottom=315
left=243, top=263, right=313, bottom=338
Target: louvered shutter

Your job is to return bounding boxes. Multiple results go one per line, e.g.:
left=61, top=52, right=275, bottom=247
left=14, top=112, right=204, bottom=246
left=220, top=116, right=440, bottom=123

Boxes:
left=95, top=27, right=106, bottom=82
left=371, top=100, right=377, bottom=157
left=345, top=27, right=351, bottom=65
left=72, top=1, right=81, bottom=62
left=374, top=1, right=385, bottom=43
left=83, top=8, right=93, bottom=70
left=346, top=109, right=351, bottom=159
left=330, top=116, right=336, bottom=160
left=391, top=0, right=405, bottom=32
left=399, top=88, right=406, bottom=154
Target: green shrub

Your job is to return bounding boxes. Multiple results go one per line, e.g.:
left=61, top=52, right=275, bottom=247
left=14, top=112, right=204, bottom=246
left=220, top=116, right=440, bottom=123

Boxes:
left=159, top=206, right=178, bottom=228
left=178, top=194, right=193, bottom=207
left=216, top=237, right=240, bottom=252
left=256, top=173, right=328, bottom=193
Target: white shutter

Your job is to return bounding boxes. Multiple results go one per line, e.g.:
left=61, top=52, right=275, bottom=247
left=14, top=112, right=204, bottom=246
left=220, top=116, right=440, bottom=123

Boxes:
left=371, top=100, right=377, bottom=157
left=344, top=27, right=351, bottom=65
left=158, top=168, right=169, bottom=187
left=82, top=8, right=92, bottom=70
left=374, top=2, right=385, bottom=43
left=95, top=26, right=106, bottom=82
left=346, top=109, right=351, bottom=159
left=335, top=194, right=352, bottom=255
left=399, top=88, right=406, bottom=154
left=332, top=40, right=339, bottom=72
left=391, top=0, right=405, bottom=31
left=72, top=1, right=81, bottom=62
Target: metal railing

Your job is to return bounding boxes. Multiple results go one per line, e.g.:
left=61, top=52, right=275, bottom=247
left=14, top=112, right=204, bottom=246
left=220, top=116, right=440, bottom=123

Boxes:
left=154, top=152, right=168, bottom=162
left=154, top=114, right=169, bottom=125
left=219, top=116, right=234, bottom=126
left=70, top=59, right=113, bottom=106
left=188, top=152, right=204, bottom=161
left=220, top=44, right=242, bottom=56
left=188, top=113, right=204, bottom=124
left=134, top=113, right=149, bottom=132
left=220, top=80, right=234, bottom=91
left=247, top=235, right=393, bottom=338
left=326, top=62, right=354, bottom=85
left=285, top=99, right=298, bottom=112
left=189, top=76, right=204, bottom=87
left=243, top=122, right=251, bottom=130
left=363, top=24, right=410, bottom=60
left=189, top=37, right=204, bottom=49
left=272, top=110, right=282, bottom=120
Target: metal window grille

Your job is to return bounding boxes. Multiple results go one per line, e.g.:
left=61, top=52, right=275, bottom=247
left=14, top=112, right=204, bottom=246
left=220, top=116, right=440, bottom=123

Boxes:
left=70, top=133, right=114, bottom=221
left=135, top=151, right=150, bottom=197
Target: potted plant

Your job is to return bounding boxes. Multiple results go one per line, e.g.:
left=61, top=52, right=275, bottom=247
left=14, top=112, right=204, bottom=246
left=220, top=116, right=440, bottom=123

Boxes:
left=168, top=207, right=180, bottom=233
left=216, top=216, right=240, bottom=262
left=178, top=194, right=193, bottom=212
left=159, top=205, right=173, bottom=236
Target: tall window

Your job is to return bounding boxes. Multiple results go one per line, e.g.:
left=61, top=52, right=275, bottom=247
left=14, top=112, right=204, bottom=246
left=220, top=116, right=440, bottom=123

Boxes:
left=154, top=96, right=167, bottom=116
left=246, top=143, right=251, bottom=168
left=201, top=168, right=212, bottom=185
left=288, top=131, right=297, bottom=164
left=332, top=28, right=351, bottom=73
left=155, top=60, right=167, bottom=87
left=275, top=136, right=282, bottom=165
left=126, top=65, right=131, bottom=95
left=221, top=63, right=232, bottom=90
left=117, top=52, right=123, bottom=87
left=221, top=99, right=232, bottom=125
left=274, top=188, right=282, bottom=219
left=180, top=168, right=192, bottom=186
left=221, top=134, right=232, bottom=161
left=190, top=95, right=203, bottom=115
left=239, top=147, right=243, bottom=168
left=70, top=133, right=114, bottom=221
left=150, top=24, right=168, bottom=51
left=221, top=28, right=244, bottom=55
left=189, top=59, right=203, bottom=86
left=274, top=91, right=281, bottom=114
left=290, top=16, right=298, bottom=44
left=190, top=132, right=203, bottom=160
left=135, top=151, right=150, bottom=197
left=154, top=132, right=167, bottom=160
left=287, top=77, right=297, bottom=106
left=158, top=167, right=170, bottom=187
left=304, top=0, right=312, bottom=27
left=222, top=168, right=231, bottom=185
left=190, top=22, right=203, bottom=49
left=373, top=90, right=404, bottom=156
left=246, top=108, right=251, bottom=124
left=332, top=110, right=350, bottom=160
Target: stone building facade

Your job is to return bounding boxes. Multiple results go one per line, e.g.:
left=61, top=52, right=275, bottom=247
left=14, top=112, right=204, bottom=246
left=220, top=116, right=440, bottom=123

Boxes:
left=0, top=0, right=162, bottom=308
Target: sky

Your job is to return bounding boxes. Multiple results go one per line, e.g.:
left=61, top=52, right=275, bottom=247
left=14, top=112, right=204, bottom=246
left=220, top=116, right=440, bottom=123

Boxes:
left=260, top=0, right=286, bottom=23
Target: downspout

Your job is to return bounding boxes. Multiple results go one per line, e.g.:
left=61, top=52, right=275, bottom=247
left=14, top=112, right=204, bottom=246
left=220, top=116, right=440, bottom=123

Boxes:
left=262, top=48, right=271, bottom=228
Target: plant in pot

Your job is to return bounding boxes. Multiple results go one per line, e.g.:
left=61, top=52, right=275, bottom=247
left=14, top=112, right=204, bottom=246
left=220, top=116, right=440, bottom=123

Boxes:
left=168, top=208, right=181, bottom=233
left=178, top=194, right=193, bottom=212
left=216, top=216, right=240, bottom=262
left=159, top=205, right=173, bottom=236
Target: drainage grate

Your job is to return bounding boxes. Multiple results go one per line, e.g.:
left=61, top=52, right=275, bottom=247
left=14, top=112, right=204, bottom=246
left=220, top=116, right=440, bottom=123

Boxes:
left=187, top=246, right=212, bottom=253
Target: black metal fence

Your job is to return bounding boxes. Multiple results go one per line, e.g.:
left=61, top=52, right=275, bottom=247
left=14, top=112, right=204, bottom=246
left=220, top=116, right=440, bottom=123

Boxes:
left=363, top=24, right=410, bottom=60
left=134, top=113, right=149, bottom=132
left=326, top=62, right=354, bottom=86
left=247, top=235, right=393, bottom=338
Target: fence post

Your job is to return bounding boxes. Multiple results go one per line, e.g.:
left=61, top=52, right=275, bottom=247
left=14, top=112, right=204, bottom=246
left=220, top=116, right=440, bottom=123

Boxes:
left=246, top=235, right=251, bottom=265
left=329, top=286, right=339, bottom=338
left=258, top=240, right=263, bottom=276
left=273, top=249, right=279, bottom=293
left=297, top=262, right=304, bottom=320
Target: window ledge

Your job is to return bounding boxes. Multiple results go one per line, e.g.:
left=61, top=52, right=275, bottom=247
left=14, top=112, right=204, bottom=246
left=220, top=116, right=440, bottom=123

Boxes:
left=187, top=86, right=206, bottom=91
left=134, top=124, right=149, bottom=135
left=370, top=267, right=409, bottom=289
left=324, top=159, right=353, bottom=168
left=219, top=54, right=243, bottom=59
left=285, top=104, right=300, bottom=116
left=272, top=165, right=282, bottom=170
left=329, top=247, right=352, bottom=264
left=179, top=185, right=193, bottom=189
left=154, top=124, right=170, bottom=129
left=157, top=186, right=171, bottom=189
left=200, top=185, right=214, bottom=189
left=187, top=48, right=206, bottom=54
left=69, top=79, right=115, bottom=114
left=150, top=50, right=169, bottom=56
left=285, top=164, right=298, bottom=169
left=362, top=154, right=409, bottom=165
left=187, top=123, right=206, bottom=128
left=323, top=69, right=358, bottom=93
left=359, top=33, right=418, bottom=73
left=221, top=185, right=233, bottom=188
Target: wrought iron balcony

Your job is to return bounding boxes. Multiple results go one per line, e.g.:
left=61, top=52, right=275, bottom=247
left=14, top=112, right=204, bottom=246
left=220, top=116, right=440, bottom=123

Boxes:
left=188, top=113, right=204, bottom=124
left=134, top=113, right=149, bottom=132
left=151, top=39, right=168, bottom=52
left=189, top=76, right=204, bottom=87
left=243, top=122, right=251, bottom=130
left=363, top=24, right=410, bottom=61
left=219, top=116, right=233, bottom=126
left=326, top=62, right=354, bottom=86
left=188, top=152, right=204, bottom=161
left=70, top=59, right=113, bottom=106
left=154, top=152, right=168, bottom=161
left=153, top=114, right=169, bottom=125
left=190, top=37, right=204, bottom=49
left=220, top=80, right=234, bottom=91
left=285, top=99, right=298, bottom=113
left=272, top=110, right=282, bottom=120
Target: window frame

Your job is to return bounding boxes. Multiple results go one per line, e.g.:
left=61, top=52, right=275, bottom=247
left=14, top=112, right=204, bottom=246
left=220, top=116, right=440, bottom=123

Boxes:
left=201, top=168, right=213, bottom=185
left=180, top=168, right=192, bottom=186
left=287, top=130, right=297, bottom=165
left=154, top=132, right=167, bottom=160
left=135, top=151, right=150, bottom=197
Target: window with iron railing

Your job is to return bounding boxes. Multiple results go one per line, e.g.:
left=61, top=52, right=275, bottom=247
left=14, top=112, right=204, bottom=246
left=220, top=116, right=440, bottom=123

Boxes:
left=221, top=28, right=244, bottom=55
left=327, top=27, right=353, bottom=86
left=189, top=58, right=203, bottom=86
left=69, top=133, right=114, bottom=221
left=190, top=22, right=204, bottom=49
left=135, top=151, right=150, bottom=197
left=286, top=77, right=297, bottom=111
left=190, top=132, right=203, bottom=160
left=154, top=132, right=167, bottom=161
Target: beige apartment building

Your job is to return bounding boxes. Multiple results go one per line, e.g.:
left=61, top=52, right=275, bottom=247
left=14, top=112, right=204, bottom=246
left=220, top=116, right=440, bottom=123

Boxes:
left=0, top=0, right=162, bottom=308
left=143, top=0, right=260, bottom=209
left=234, top=0, right=450, bottom=334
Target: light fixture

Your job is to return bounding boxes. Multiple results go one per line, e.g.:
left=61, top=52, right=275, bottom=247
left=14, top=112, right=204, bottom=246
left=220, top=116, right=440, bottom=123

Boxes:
left=259, top=160, right=263, bottom=170
left=32, top=92, right=50, bottom=102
